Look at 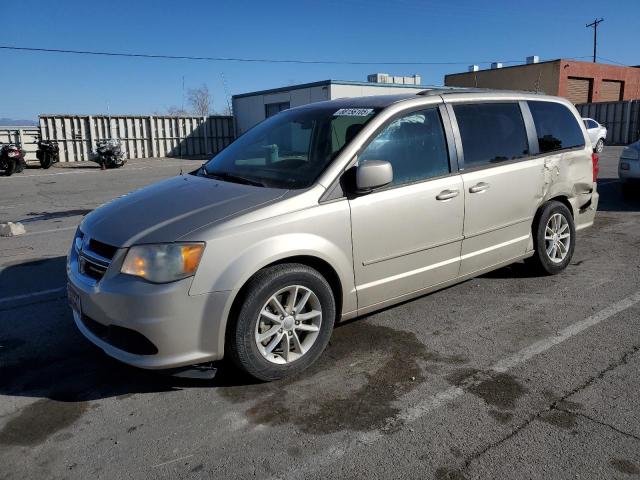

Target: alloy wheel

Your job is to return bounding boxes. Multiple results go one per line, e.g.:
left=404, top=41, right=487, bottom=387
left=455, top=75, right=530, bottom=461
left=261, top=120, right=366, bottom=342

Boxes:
left=545, top=213, right=571, bottom=263
left=254, top=285, right=322, bottom=364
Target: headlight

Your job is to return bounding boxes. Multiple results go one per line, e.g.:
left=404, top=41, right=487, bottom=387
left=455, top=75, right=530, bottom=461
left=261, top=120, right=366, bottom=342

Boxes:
left=121, top=243, right=205, bottom=283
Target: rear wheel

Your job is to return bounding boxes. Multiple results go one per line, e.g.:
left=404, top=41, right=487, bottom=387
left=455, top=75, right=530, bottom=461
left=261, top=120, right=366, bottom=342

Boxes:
left=526, top=201, right=576, bottom=275
left=595, top=138, right=604, bottom=153
left=228, top=263, right=336, bottom=381
left=2, top=159, right=16, bottom=176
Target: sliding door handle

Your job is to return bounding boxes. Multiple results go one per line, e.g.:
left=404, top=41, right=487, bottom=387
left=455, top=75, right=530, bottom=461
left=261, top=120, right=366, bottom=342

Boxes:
left=436, top=189, right=460, bottom=201
left=469, top=182, right=490, bottom=193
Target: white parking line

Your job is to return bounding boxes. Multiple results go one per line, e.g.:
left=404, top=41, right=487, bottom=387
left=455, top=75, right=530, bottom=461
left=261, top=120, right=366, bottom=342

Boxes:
left=0, top=287, right=66, bottom=305
left=273, top=290, right=640, bottom=479
left=21, top=225, right=78, bottom=237
left=151, top=454, right=195, bottom=468
left=491, top=291, right=640, bottom=372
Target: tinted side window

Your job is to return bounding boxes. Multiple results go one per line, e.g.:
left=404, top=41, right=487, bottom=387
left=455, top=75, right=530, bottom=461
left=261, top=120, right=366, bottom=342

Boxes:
left=453, top=103, right=529, bottom=169
left=528, top=101, right=585, bottom=153
left=588, top=119, right=598, bottom=129
left=359, top=108, right=450, bottom=186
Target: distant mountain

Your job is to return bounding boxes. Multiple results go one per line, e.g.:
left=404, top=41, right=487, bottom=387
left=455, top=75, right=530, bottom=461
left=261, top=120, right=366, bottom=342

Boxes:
left=0, top=118, right=38, bottom=127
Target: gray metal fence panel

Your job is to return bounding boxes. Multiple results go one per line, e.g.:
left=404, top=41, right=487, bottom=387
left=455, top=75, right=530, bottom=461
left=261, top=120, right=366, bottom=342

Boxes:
left=0, top=127, right=40, bottom=161
left=576, top=100, right=640, bottom=145
left=37, top=114, right=234, bottom=162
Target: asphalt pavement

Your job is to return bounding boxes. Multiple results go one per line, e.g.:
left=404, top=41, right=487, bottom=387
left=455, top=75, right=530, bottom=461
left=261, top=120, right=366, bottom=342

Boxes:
left=1, top=149, right=639, bottom=479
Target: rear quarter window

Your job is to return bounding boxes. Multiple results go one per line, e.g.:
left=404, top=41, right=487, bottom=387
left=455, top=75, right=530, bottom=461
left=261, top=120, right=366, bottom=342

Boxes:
left=528, top=101, right=585, bottom=153
left=453, top=102, right=529, bottom=169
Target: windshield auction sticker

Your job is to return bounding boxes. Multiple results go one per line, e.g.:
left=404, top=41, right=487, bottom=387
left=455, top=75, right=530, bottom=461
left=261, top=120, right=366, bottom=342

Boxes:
left=334, top=108, right=374, bottom=116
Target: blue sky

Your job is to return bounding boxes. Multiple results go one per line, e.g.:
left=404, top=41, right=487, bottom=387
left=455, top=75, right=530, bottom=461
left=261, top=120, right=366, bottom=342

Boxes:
left=2, top=0, right=638, bottom=119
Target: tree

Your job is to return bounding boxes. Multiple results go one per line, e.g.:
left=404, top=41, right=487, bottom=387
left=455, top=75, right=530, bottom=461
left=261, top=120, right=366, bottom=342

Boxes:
left=166, top=106, right=190, bottom=116
left=188, top=84, right=213, bottom=116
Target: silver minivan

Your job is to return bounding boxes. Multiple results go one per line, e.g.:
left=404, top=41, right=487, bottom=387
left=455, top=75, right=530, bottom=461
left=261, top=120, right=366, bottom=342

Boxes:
left=67, top=90, right=599, bottom=381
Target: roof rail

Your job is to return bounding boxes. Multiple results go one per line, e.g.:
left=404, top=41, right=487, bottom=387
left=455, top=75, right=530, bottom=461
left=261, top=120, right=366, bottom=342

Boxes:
left=417, top=87, right=544, bottom=96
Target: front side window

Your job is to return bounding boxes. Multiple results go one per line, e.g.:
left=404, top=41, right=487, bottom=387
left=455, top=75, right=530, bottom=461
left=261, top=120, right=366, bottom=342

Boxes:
left=202, top=106, right=379, bottom=189
left=528, top=101, right=585, bottom=153
left=359, top=108, right=450, bottom=186
left=453, top=103, right=529, bottom=169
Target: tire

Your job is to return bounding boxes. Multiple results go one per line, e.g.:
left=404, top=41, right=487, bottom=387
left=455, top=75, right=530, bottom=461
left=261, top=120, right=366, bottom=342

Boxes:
left=595, top=138, right=604, bottom=153
left=526, top=201, right=576, bottom=275
left=228, top=263, right=336, bottom=381
left=3, top=159, right=16, bottom=177
left=40, top=153, right=53, bottom=169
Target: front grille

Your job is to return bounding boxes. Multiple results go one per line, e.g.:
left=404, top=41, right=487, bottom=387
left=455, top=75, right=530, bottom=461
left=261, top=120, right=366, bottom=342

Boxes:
left=81, top=314, right=158, bottom=355
left=79, top=256, right=108, bottom=280
left=77, top=235, right=117, bottom=282
left=89, top=238, right=118, bottom=260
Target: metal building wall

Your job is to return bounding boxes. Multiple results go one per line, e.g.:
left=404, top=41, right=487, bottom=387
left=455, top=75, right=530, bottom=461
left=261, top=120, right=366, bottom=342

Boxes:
left=38, top=115, right=234, bottom=162
left=576, top=100, right=640, bottom=145
left=232, top=86, right=331, bottom=135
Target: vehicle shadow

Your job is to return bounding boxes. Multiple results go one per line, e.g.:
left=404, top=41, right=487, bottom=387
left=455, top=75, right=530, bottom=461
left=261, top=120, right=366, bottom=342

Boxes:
left=596, top=177, right=640, bottom=212
left=0, top=257, right=255, bottom=404
left=479, top=261, right=540, bottom=279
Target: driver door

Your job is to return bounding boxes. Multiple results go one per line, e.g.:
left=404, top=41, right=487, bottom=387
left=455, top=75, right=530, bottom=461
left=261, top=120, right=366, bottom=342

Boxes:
left=348, top=106, right=464, bottom=311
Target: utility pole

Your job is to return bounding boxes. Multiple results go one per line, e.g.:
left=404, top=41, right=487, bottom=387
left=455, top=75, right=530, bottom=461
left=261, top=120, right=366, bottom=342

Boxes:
left=586, top=18, right=604, bottom=63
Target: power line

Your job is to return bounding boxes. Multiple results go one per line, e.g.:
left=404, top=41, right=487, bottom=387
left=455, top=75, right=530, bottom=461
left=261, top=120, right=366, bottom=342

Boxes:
left=596, top=56, right=627, bottom=67
left=0, top=45, right=528, bottom=66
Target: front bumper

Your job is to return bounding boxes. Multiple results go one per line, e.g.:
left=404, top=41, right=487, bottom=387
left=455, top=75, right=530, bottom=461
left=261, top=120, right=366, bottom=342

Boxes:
left=67, top=245, right=232, bottom=369
left=619, top=159, right=640, bottom=181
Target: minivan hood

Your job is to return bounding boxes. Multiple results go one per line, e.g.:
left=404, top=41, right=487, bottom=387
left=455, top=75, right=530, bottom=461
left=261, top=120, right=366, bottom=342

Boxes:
left=80, top=174, right=287, bottom=247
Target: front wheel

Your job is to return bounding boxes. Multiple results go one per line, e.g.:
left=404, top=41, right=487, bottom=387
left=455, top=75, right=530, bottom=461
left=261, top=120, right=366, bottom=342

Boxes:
left=526, top=201, right=576, bottom=275
left=595, top=138, right=604, bottom=153
left=40, top=153, right=53, bottom=169
left=228, top=263, right=336, bottom=381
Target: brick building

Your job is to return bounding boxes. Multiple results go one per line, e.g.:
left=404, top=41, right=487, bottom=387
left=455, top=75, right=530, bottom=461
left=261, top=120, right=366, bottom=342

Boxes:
left=445, top=58, right=640, bottom=104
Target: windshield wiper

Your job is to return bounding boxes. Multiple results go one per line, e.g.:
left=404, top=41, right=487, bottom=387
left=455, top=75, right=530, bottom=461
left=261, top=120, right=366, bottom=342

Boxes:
left=201, top=169, right=265, bottom=187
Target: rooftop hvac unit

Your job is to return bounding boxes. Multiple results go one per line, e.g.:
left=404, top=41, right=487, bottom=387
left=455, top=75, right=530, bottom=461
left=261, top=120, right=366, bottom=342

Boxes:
left=367, top=73, right=391, bottom=83
left=526, top=55, right=540, bottom=64
left=468, top=65, right=480, bottom=72
left=491, top=62, right=503, bottom=69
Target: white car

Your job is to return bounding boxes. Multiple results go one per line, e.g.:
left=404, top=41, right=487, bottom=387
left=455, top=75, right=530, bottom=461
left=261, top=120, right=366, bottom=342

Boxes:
left=582, top=118, right=607, bottom=153
left=619, top=139, right=640, bottom=197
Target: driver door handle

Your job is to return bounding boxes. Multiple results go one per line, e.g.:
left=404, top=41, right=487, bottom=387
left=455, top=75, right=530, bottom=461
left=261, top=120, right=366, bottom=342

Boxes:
left=436, top=189, right=460, bottom=201
left=469, top=182, right=490, bottom=193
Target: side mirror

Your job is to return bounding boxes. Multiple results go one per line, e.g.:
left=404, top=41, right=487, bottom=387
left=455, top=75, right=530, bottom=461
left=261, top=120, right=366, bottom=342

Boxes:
left=356, top=160, right=393, bottom=191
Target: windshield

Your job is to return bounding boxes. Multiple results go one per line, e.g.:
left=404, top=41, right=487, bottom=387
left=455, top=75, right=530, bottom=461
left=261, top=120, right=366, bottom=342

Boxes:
left=201, top=106, right=380, bottom=189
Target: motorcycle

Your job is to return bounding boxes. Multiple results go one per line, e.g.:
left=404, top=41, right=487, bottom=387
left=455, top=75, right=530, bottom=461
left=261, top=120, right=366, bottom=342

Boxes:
left=92, top=139, right=127, bottom=169
left=36, top=140, right=60, bottom=169
left=0, top=143, right=27, bottom=176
